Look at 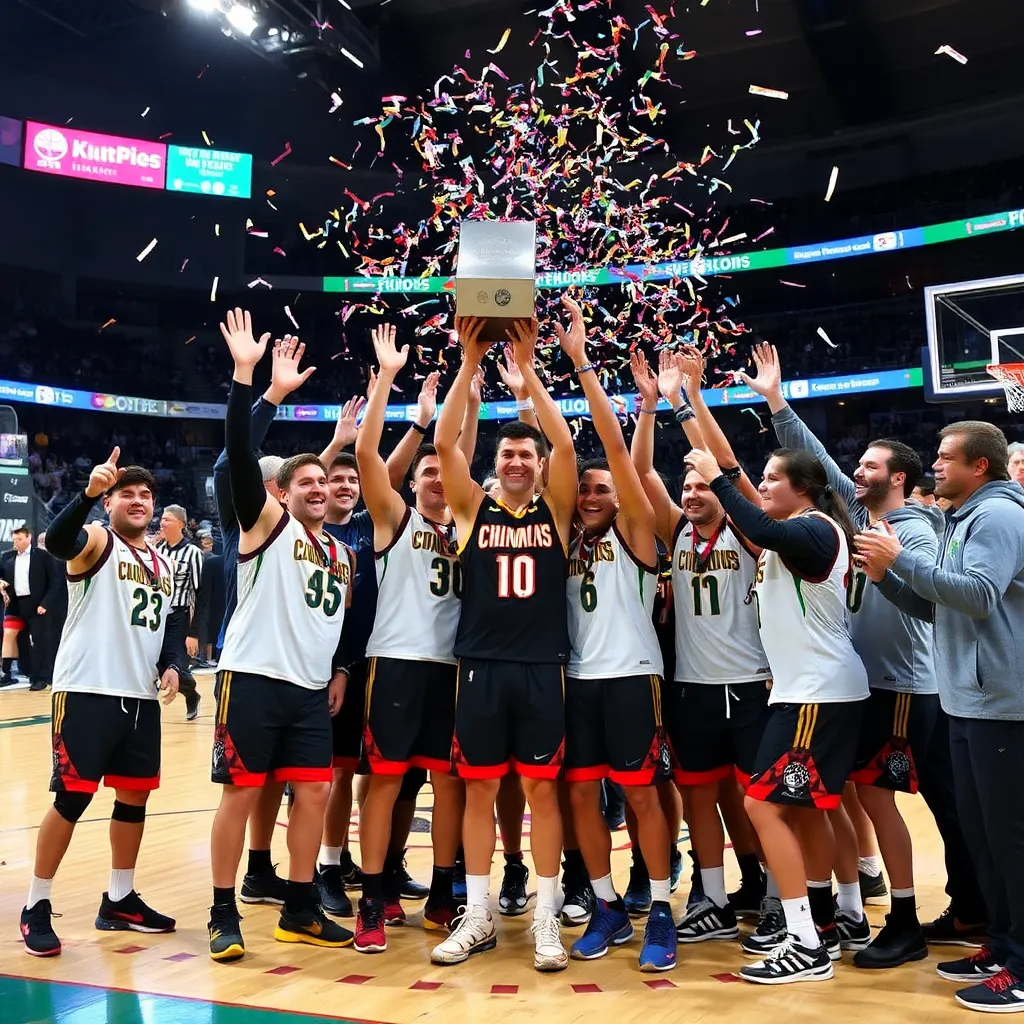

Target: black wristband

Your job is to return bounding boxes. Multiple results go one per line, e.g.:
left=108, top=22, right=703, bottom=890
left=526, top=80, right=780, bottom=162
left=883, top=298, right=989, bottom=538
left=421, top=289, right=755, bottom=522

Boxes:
left=80, top=489, right=102, bottom=508
left=674, top=404, right=696, bottom=424
left=410, top=422, right=428, bottom=435
left=722, top=465, right=742, bottom=481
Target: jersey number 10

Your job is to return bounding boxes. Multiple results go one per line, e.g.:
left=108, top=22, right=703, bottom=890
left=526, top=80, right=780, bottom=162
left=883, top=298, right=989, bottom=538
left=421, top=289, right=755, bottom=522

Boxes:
left=496, top=553, right=536, bottom=599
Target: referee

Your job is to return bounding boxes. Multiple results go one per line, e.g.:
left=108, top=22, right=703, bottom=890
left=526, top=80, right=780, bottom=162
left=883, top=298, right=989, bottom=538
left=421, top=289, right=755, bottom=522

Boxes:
left=156, top=505, right=203, bottom=721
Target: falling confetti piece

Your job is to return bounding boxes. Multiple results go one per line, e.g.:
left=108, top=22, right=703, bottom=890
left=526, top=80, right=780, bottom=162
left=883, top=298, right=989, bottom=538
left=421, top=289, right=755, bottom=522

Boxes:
left=180, top=258, right=189, bottom=272
left=330, top=92, right=343, bottom=113
left=817, top=326, right=838, bottom=348
left=935, top=44, right=967, bottom=65
left=210, top=276, right=219, bottom=303
left=136, top=238, right=158, bottom=262
left=743, top=407, right=768, bottom=433
left=284, top=305, right=300, bottom=330
left=201, top=130, right=212, bottom=147
left=749, top=84, right=789, bottom=100
left=215, top=224, right=220, bottom=237
left=780, top=279, right=806, bottom=288
left=99, top=318, right=116, bottom=331
left=247, top=277, right=272, bottom=289
left=745, top=29, right=761, bottom=36
left=185, top=335, right=196, bottom=344
left=824, top=165, right=839, bottom=202
left=141, top=107, right=150, bottom=118
left=488, top=28, right=512, bottom=53
left=271, top=142, right=293, bottom=167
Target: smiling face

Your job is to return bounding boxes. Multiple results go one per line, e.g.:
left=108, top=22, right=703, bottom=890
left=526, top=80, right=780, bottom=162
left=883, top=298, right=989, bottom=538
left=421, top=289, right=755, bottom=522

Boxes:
left=681, top=469, right=723, bottom=527
left=495, top=437, right=542, bottom=501
left=327, top=465, right=360, bottom=521
left=576, top=468, right=617, bottom=534
left=106, top=484, right=155, bottom=541
left=284, top=463, right=330, bottom=527
left=853, top=444, right=899, bottom=510
left=411, top=454, right=447, bottom=516
left=758, top=455, right=805, bottom=521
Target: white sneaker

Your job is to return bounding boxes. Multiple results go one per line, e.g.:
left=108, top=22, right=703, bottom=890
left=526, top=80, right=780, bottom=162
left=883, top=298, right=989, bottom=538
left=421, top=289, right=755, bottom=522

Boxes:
left=530, top=910, right=568, bottom=972
left=430, top=905, right=496, bottom=965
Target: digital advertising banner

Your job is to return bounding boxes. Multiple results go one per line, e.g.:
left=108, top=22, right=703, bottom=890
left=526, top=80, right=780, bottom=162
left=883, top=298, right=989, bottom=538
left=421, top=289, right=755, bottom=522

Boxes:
left=0, top=116, right=23, bottom=168
left=165, top=145, right=253, bottom=199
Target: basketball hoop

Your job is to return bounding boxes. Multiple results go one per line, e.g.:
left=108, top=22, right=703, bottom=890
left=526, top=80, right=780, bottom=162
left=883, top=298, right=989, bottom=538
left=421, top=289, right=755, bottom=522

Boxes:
left=987, top=364, right=1024, bottom=413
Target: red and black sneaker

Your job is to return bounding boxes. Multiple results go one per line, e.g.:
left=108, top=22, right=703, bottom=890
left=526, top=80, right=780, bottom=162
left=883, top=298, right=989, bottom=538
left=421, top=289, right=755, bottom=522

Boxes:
left=384, top=896, right=406, bottom=926
left=354, top=897, right=387, bottom=953
left=20, top=901, right=62, bottom=957
left=423, top=897, right=459, bottom=932
left=95, top=891, right=176, bottom=933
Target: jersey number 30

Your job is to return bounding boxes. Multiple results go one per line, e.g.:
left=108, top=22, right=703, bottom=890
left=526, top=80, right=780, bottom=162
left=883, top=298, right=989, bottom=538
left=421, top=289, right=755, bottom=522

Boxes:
left=130, top=587, right=164, bottom=632
left=430, top=557, right=463, bottom=598
left=305, top=569, right=344, bottom=616
left=496, top=553, right=536, bottom=598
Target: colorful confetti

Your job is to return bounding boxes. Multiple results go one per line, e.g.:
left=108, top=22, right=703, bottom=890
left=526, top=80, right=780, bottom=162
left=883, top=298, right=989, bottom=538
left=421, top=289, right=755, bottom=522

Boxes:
left=136, top=238, right=158, bottom=262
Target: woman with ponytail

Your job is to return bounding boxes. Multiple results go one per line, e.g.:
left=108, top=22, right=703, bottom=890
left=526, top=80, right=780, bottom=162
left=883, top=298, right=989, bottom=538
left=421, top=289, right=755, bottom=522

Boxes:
left=685, top=445, right=868, bottom=986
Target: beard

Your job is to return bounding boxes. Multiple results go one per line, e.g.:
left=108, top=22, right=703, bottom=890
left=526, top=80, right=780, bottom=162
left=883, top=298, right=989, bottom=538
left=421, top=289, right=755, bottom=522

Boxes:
left=857, top=477, right=892, bottom=508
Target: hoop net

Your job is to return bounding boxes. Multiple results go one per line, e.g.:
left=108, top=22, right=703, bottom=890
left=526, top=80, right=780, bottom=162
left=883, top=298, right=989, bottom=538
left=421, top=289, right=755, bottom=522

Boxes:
left=987, top=364, right=1024, bottom=413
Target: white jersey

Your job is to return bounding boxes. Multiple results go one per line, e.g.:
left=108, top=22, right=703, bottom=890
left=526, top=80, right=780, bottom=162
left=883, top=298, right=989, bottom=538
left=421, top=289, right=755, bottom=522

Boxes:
left=672, top=518, right=770, bottom=685
left=567, top=522, right=663, bottom=679
left=754, top=511, right=869, bottom=705
left=53, top=529, right=174, bottom=700
left=219, top=511, right=352, bottom=690
left=365, top=507, right=461, bottom=664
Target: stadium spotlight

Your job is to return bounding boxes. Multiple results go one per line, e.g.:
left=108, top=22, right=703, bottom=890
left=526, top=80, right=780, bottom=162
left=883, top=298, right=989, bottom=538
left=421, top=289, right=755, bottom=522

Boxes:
left=186, top=0, right=219, bottom=10
left=225, top=3, right=258, bottom=35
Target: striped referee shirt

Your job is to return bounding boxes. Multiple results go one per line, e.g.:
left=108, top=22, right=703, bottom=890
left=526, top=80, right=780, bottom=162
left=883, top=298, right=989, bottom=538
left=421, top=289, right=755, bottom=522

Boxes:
left=155, top=537, right=204, bottom=613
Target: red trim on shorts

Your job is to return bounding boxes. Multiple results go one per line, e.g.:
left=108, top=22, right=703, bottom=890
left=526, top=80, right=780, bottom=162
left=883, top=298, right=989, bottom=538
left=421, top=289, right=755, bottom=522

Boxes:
left=734, top=767, right=752, bottom=788
left=564, top=765, right=609, bottom=783
left=848, top=767, right=878, bottom=786
left=745, top=774, right=842, bottom=810
left=104, top=774, right=160, bottom=792
left=222, top=770, right=268, bottom=788
left=510, top=759, right=560, bottom=780
left=455, top=761, right=510, bottom=780
left=332, top=756, right=359, bottom=771
left=273, top=767, right=333, bottom=784
left=675, top=764, right=733, bottom=786
left=608, top=767, right=657, bottom=786
left=3, top=616, right=25, bottom=632
left=60, top=778, right=100, bottom=794
left=410, top=755, right=454, bottom=773
left=367, top=756, right=410, bottom=776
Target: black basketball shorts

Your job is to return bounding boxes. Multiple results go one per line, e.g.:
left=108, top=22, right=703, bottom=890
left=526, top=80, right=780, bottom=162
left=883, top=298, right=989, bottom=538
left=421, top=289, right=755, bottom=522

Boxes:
left=452, top=658, right=565, bottom=780
left=331, top=658, right=368, bottom=772
left=362, top=657, right=456, bottom=775
left=564, top=673, right=673, bottom=786
left=850, top=689, right=939, bottom=794
left=668, top=680, right=773, bottom=787
left=50, top=691, right=161, bottom=793
left=746, top=699, right=866, bottom=810
left=212, top=670, right=332, bottom=787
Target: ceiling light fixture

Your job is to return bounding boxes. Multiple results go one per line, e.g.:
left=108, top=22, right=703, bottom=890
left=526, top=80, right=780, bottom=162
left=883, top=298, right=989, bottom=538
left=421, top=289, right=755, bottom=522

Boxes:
left=225, top=3, right=258, bottom=35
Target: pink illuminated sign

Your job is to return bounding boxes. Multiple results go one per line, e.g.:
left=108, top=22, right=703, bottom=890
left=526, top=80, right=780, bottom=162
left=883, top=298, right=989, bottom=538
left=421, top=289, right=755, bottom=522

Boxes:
left=23, top=121, right=166, bottom=190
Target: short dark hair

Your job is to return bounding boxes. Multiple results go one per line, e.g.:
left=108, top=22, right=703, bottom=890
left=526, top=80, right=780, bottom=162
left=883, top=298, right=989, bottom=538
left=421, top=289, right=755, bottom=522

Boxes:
left=410, top=443, right=438, bottom=478
left=915, top=475, right=936, bottom=497
left=11, top=525, right=29, bottom=537
left=278, top=454, right=327, bottom=490
left=938, top=421, right=1010, bottom=481
left=330, top=452, right=358, bottom=474
left=867, top=438, right=923, bottom=497
left=109, top=466, right=157, bottom=496
left=497, top=420, right=548, bottom=460
left=578, top=457, right=610, bottom=476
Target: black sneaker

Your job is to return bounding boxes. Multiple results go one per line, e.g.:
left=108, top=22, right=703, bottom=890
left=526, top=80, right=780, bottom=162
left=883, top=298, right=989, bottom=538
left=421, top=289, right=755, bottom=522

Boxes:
left=95, top=891, right=175, bottom=933
left=20, top=901, right=62, bottom=957
left=208, top=904, right=245, bottom=963
left=240, top=864, right=288, bottom=906
left=954, top=969, right=1024, bottom=1012
left=316, top=865, right=354, bottom=917
left=185, top=691, right=201, bottom=721
left=728, top=871, right=767, bottom=919
left=389, top=850, right=429, bottom=901
left=498, top=859, right=531, bottom=917
left=675, top=899, right=740, bottom=943
left=0, top=673, right=17, bottom=688
left=274, top=904, right=354, bottom=948
left=338, top=850, right=364, bottom=891
left=818, top=922, right=842, bottom=962
left=937, top=947, right=1003, bottom=982
left=739, top=934, right=834, bottom=985
left=561, top=861, right=595, bottom=927
left=685, top=849, right=703, bottom=911
left=922, top=903, right=987, bottom=947
left=859, top=869, right=888, bottom=906
left=453, top=852, right=467, bottom=904
left=741, top=897, right=787, bottom=956
left=670, top=847, right=683, bottom=894
left=853, top=915, right=928, bottom=969
left=624, top=858, right=652, bottom=917
left=835, top=908, right=871, bottom=951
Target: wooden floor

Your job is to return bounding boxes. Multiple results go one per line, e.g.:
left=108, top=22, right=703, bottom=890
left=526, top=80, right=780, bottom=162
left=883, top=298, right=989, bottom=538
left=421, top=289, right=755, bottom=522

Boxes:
left=1, top=673, right=976, bottom=1024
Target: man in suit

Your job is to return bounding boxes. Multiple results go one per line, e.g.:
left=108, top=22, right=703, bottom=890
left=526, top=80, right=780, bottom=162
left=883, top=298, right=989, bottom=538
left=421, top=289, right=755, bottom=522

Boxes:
left=1, top=527, right=63, bottom=690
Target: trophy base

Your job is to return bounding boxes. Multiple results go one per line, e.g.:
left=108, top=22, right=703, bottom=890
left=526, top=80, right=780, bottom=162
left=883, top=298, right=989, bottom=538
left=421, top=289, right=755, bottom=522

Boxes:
left=477, top=316, right=521, bottom=344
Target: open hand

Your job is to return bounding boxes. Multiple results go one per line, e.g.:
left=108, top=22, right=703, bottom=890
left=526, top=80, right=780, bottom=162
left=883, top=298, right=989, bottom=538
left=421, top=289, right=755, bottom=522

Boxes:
left=739, top=342, right=782, bottom=399
left=333, top=395, right=366, bottom=449
left=270, top=335, right=316, bottom=395
left=505, top=317, right=539, bottom=366
left=630, top=350, right=659, bottom=407
left=657, top=349, right=684, bottom=401
left=219, top=308, right=271, bottom=369
left=553, top=294, right=588, bottom=366
left=497, top=344, right=526, bottom=398
left=371, top=323, right=409, bottom=376
left=418, top=371, right=441, bottom=421
left=677, top=345, right=705, bottom=396
left=684, top=447, right=722, bottom=483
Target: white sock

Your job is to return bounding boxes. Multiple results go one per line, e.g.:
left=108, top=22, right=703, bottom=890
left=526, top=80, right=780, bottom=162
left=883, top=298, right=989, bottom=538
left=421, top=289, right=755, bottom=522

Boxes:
left=319, top=845, right=342, bottom=866
left=27, top=875, right=53, bottom=910
left=837, top=880, right=863, bottom=921
left=591, top=872, right=617, bottom=903
left=534, top=874, right=560, bottom=917
left=109, top=868, right=135, bottom=902
left=765, top=869, right=780, bottom=900
left=858, top=855, right=881, bottom=877
left=891, top=886, right=915, bottom=900
left=700, top=866, right=728, bottom=908
left=781, top=894, right=819, bottom=950
left=466, top=873, right=490, bottom=911
left=650, top=877, right=671, bottom=905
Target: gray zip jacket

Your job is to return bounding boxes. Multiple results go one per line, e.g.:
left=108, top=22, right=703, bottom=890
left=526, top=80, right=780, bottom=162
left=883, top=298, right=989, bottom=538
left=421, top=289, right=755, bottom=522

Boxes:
left=875, top=479, right=1024, bottom=720
left=772, top=404, right=939, bottom=694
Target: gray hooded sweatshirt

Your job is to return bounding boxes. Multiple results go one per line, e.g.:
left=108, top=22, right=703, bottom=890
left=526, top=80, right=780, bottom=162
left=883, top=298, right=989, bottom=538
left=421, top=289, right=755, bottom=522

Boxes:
left=772, top=404, right=940, bottom=694
left=876, top=479, right=1024, bottom=721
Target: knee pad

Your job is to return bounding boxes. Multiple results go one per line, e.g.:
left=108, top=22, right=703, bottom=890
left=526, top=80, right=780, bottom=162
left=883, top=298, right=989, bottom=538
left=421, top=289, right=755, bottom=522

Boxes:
left=398, top=767, right=427, bottom=802
left=111, top=800, right=147, bottom=824
left=53, top=790, right=93, bottom=823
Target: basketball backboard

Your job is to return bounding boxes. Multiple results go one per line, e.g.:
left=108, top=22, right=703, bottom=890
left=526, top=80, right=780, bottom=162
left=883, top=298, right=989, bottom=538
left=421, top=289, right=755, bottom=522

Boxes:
left=924, top=273, right=1024, bottom=401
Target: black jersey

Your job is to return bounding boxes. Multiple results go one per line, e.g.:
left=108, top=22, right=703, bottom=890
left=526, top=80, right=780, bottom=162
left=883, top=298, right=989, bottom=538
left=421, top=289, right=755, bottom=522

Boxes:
left=454, top=495, right=569, bottom=664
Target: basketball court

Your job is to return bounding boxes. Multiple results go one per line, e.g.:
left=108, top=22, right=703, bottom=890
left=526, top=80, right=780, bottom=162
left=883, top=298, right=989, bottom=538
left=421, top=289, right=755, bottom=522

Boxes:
left=0, top=673, right=983, bottom=1024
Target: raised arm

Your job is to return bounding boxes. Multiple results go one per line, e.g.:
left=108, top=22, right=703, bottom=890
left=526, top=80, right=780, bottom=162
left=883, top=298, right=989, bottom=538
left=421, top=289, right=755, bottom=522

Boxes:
left=657, top=349, right=706, bottom=450
left=319, top=394, right=366, bottom=468
left=376, top=371, right=436, bottom=491
left=556, top=296, right=655, bottom=561
left=509, top=310, right=577, bottom=546
left=629, top=349, right=683, bottom=547
left=497, top=344, right=541, bottom=432
left=435, top=317, right=488, bottom=530
left=354, top=324, right=410, bottom=546
left=457, top=366, right=484, bottom=468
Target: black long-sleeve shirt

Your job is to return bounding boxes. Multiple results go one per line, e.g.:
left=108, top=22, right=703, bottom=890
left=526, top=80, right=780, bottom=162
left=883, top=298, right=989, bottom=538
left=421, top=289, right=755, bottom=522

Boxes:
left=709, top=476, right=838, bottom=580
